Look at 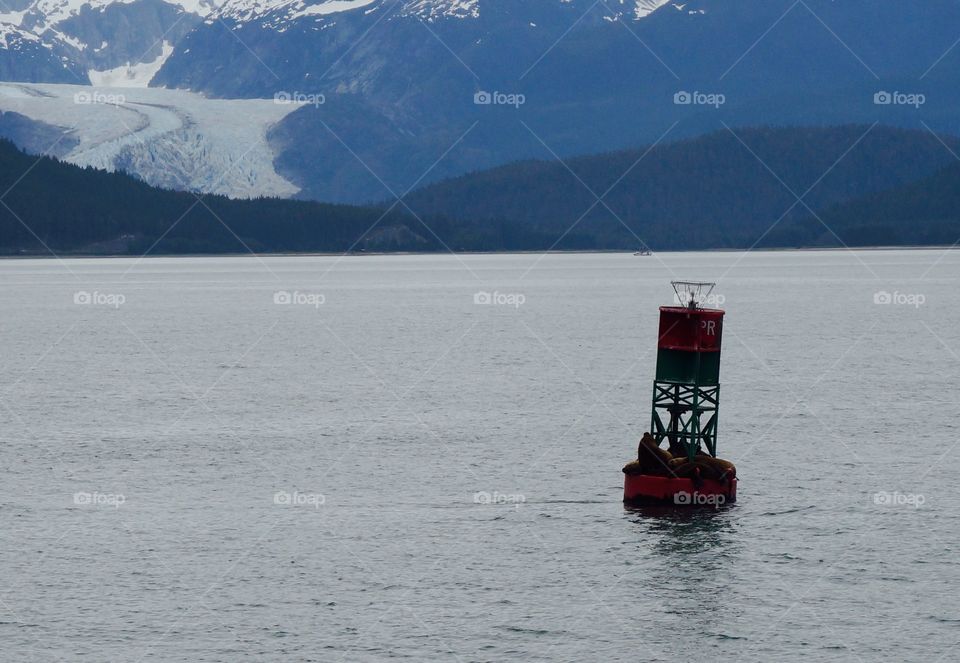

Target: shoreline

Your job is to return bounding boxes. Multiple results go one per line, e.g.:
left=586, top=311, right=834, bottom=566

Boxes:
left=0, top=245, right=956, bottom=261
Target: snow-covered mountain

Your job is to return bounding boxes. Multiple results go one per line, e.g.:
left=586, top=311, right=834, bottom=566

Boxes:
left=0, top=0, right=672, bottom=87
left=210, top=0, right=666, bottom=26
left=4, top=0, right=960, bottom=207
left=0, top=0, right=683, bottom=201
left=0, top=0, right=213, bottom=84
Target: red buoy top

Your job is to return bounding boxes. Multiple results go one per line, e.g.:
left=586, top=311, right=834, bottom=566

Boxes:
left=657, top=306, right=724, bottom=353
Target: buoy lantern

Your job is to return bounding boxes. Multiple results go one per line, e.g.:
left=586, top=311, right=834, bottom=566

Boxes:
left=623, top=281, right=738, bottom=507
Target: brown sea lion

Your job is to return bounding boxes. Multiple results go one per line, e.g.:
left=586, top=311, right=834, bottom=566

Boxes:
left=671, top=456, right=736, bottom=483
left=670, top=461, right=718, bottom=481
left=636, top=432, right=675, bottom=477
left=696, top=455, right=737, bottom=481
left=667, top=438, right=688, bottom=459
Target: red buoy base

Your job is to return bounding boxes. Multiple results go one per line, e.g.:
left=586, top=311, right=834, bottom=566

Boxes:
left=623, top=473, right=737, bottom=507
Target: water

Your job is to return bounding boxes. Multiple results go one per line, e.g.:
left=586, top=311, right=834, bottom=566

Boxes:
left=1, top=250, right=958, bottom=662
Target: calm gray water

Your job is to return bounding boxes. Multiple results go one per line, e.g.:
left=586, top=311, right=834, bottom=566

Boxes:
left=1, top=250, right=958, bottom=662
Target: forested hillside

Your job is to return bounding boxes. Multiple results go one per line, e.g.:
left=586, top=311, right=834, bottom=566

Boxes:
left=402, top=126, right=960, bottom=250
left=0, top=140, right=432, bottom=255
left=780, top=162, right=960, bottom=247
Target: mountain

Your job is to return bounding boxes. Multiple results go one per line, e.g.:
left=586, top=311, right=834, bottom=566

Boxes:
left=152, top=0, right=698, bottom=201
left=0, top=23, right=83, bottom=83
left=399, top=126, right=960, bottom=250
left=0, top=0, right=209, bottom=84
left=5, top=0, right=960, bottom=206
left=153, top=0, right=960, bottom=202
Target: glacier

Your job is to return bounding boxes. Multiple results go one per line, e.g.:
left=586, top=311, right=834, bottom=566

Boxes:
left=0, top=83, right=306, bottom=199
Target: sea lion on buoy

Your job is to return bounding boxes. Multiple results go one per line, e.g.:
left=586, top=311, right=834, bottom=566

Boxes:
left=669, top=460, right=718, bottom=481
left=669, top=455, right=736, bottom=483
left=667, top=437, right=687, bottom=459
left=668, top=457, right=687, bottom=470
left=636, top=432, right=675, bottom=477
left=693, top=452, right=737, bottom=482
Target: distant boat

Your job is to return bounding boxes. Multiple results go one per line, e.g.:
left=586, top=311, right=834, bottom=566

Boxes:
left=634, top=249, right=652, bottom=256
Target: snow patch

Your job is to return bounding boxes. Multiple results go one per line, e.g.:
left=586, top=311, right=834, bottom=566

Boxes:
left=29, top=0, right=215, bottom=28
left=633, top=0, right=671, bottom=19
left=88, top=41, right=174, bottom=87
left=401, top=0, right=478, bottom=20
left=596, top=0, right=671, bottom=21
left=218, top=0, right=481, bottom=23
left=0, top=23, right=41, bottom=48
left=294, top=0, right=377, bottom=19
left=0, top=9, right=28, bottom=25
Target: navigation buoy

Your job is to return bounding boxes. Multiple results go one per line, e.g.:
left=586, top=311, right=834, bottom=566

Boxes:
left=623, top=281, right=738, bottom=507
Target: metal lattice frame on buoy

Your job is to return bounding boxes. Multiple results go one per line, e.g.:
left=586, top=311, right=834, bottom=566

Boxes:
left=671, top=280, right=716, bottom=310
left=651, top=281, right=725, bottom=461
